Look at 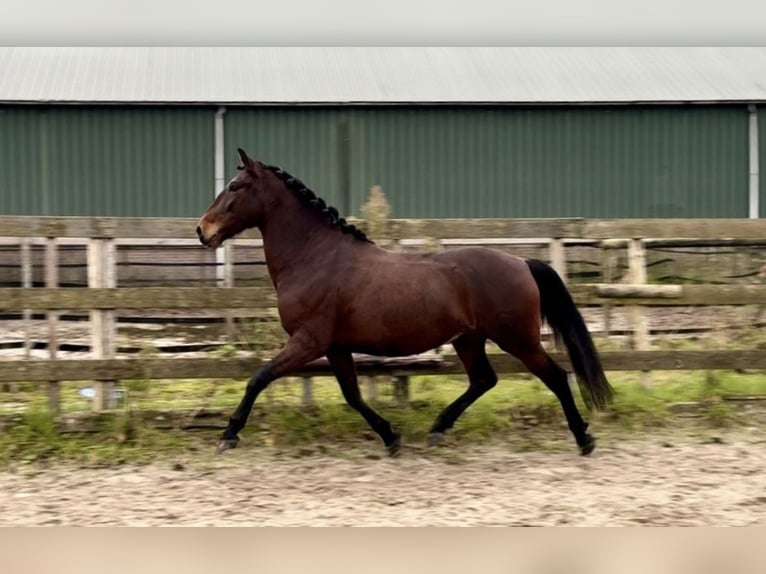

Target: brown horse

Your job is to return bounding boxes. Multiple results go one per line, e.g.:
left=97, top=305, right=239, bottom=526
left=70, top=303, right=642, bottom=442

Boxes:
left=197, top=149, right=613, bottom=457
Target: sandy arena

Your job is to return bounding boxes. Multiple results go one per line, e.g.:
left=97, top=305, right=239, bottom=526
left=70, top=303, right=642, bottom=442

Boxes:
left=1, top=429, right=765, bottom=526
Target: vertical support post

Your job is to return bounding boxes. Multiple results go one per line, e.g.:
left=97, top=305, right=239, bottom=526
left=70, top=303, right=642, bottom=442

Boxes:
left=628, top=238, right=650, bottom=388
left=214, top=106, right=226, bottom=195
left=89, top=238, right=117, bottom=411
left=214, top=106, right=227, bottom=288
left=749, top=104, right=759, bottom=219
left=45, top=238, right=60, bottom=415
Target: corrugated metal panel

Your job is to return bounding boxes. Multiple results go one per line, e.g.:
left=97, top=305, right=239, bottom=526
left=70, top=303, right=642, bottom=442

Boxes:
left=0, top=106, right=214, bottom=216
left=1, top=104, right=753, bottom=220
left=2, top=47, right=766, bottom=104
left=0, top=107, right=42, bottom=214
left=223, top=108, right=348, bottom=211
left=349, top=106, right=750, bottom=218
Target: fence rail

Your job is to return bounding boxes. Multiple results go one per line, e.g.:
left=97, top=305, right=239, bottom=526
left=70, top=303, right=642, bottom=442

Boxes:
left=2, top=215, right=766, bottom=240
left=3, top=350, right=766, bottom=385
left=1, top=284, right=765, bottom=311
left=1, top=215, right=765, bottom=414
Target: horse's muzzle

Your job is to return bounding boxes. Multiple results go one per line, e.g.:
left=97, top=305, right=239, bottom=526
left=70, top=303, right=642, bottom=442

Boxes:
left=196, top=225, right=220, bottom=248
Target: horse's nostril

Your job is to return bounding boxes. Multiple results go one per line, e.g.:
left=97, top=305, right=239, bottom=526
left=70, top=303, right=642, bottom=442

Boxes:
left=196, top=226, right=202, bottom=238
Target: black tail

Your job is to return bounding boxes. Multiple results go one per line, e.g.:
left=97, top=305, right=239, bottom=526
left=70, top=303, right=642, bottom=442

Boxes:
left=526, top=259, right=613, bottom=410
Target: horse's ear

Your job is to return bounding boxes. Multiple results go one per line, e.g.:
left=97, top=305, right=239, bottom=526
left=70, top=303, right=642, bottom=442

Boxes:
left=237, top=148, right=256, bottom=172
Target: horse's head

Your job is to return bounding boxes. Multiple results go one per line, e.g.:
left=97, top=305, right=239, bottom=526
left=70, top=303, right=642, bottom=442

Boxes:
left=197, top=148, right=268, bottom=249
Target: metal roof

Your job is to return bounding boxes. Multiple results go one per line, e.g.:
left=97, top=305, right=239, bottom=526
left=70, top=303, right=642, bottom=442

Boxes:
left=2, top=47, right=766, bottom=105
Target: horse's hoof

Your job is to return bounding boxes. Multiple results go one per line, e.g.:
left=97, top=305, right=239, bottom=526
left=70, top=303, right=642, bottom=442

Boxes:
left=215, top=437, right=239, bottom=454
left=579, top=434, right=596, bottom=456
left=428, top=432, right=445, bottom=447
left=386, top=434, right=402, bottom=458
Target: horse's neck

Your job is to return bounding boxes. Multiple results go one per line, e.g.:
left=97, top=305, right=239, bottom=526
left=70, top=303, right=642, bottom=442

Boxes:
left=259, top=203, right=340, bottom=287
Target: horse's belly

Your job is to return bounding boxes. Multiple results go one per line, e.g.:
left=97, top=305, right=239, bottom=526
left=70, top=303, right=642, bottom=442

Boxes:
left=345, top=332, right=462, bottom=357
left=338, top=295, right=470, bottom=356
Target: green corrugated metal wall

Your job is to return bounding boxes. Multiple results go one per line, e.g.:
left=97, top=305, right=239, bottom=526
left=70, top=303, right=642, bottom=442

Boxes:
left=222, top=105, right=750, bottom=219
left=346, top=106, right=750, bottom=218
left=0, top=106, right=214, bottom=216
left=0, top=104, right=755, bottom=219
left=223, top=108, right=348, bottom=211
left=0, top=108, right=43, bottom=215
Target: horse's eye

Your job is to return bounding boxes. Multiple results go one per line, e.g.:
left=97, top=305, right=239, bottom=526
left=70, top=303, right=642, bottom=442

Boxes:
left=229, top=183, right=240, bottom=192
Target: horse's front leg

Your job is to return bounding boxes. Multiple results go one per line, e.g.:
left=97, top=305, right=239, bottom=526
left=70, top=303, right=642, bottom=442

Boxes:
left=216, top=331, right=325, bottom=454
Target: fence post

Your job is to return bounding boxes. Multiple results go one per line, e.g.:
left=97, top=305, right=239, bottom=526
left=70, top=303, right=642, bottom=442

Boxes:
left=601, top=241, right=616, bottom=336
left=548, top=238, right=568, bottom=355
left=2, top=239, right=33, bottom=394
left=3, top=239, right=34, bottom=395
left=223, top=242, right=235, bottom=339
left=301, top=376, right=314, bottom=406
left=757, top=263, right=766, bottom=324
left=394, top=375, right=410, bottom=404
left=628, top=238, right=650, bottom=388
left=21, top=239, right=32, bottom=361
left=45, top=237, right=60, bottom=414
left=359, top=187, right=392, bottom=404
left=88, top=238, right=117, bottom=410
left=364, top=376, right=378, bottom=402
left=549, top=238, right=567, bottom=283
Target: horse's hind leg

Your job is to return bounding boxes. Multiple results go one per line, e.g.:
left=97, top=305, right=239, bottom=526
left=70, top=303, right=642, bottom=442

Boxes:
left=428, top=335, right=497, bottom=445
left=509, top=343, right=595, bottom=455
left=326, top=349, right=401, bottom=457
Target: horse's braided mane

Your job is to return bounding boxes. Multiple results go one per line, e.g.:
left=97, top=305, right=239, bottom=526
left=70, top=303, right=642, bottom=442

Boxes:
left=262, top=164, right=373, bottom=244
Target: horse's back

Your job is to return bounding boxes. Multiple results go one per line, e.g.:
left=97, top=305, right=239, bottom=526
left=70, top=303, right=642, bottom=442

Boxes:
left=330, top=244, right=542, bottom=354
left=433, top=246, right=534, bottom=290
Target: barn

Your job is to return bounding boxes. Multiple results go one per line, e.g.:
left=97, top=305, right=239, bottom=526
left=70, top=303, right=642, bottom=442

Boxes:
left=1, top=47, right=765, bottom=219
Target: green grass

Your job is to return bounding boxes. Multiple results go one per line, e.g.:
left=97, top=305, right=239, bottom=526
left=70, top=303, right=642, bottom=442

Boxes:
left=1, top=368, right=764, bottom=468
left=0, top=399, right=188, bottom=467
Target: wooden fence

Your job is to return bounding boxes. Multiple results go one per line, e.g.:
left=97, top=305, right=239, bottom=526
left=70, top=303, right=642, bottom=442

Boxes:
left=1, top=215, right=765, bottom=414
